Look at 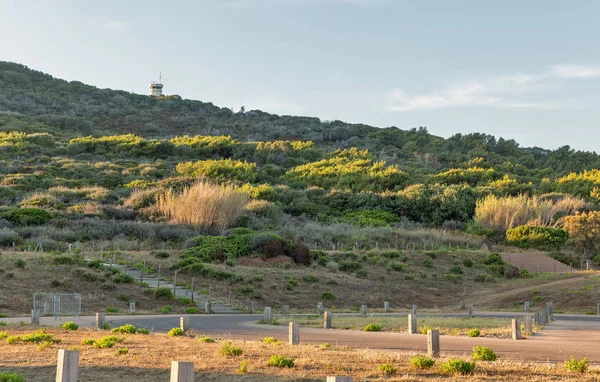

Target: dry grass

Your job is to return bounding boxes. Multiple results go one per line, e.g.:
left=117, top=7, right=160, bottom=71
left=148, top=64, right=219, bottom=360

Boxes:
left=0, top=327, right=597, bottom=381
left=156, top=181, right=249, bottom=232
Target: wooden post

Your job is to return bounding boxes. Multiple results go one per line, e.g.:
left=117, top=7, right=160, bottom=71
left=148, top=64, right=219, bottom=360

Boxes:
left=173, top=270, right=178, bottom=298
left=228, top=291, right=232, bottom=305
left=468, top=305, right=473, bottom=317
left=547, top=302, right=553, bottom=318
left=597, top=303, right=600, bottom=316
left=511, top=319, right=521, bottom=340
left=324, top=311, right=332, bottom=329
left=283, top=305, right=290, bottom=316
left=96, top=312, right=105, bottom=329
left=170, top=361, right=194, bottom=382
left=524, top=301, right=530, bottom=312
left=250, top=301, right=255, bottom=313
left=525, top=316, right=532, bottom=335
left=264, top=307, right=272, bottom=324
left=180, top=317, right=189, bottom=332
left=157, top=265, right=161, bottom=289
left=326, top=377, right=353, bottom=382
left=317, top=302, right=324, bottom=316
left=56, top=349, right=79, bottom=382
left=190, top=277, right=194, bottom=303
left=361, top=305, right=367, bottom=316
left=408, top=314, right=417, bottom=334
left=427, top=330, right=440, bottom=357
left=139, top=260, right=145, bottom=283
left=289, top=322, right=299, bottom=345
left=31, top=309, right=40, bottom=325
left=129, top=302, right=136, bottom=313
left=412, top=304, right=417, bottom=315
left=204, top=301, right=211, bottom=314
left=384, top=301, right=390, bottom=312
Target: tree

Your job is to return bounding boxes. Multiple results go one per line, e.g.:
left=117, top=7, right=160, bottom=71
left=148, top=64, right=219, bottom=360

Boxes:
left=563, top=211, right=600, bottom=256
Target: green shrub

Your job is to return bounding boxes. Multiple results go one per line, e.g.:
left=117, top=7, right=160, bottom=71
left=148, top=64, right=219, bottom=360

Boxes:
left=14, top=259, right=26, bottom=268
left=81, top=339, right=95, bottom=345
left=321, top=290, right=336, bottom=300
left=0, top=370, right=26, bottom=382
left=21, top=330, right=59, bottom=344
left=564, top=356, right=588, bottom=373
left=115, top=347, right=129, bottom=356
left=378, top=363, right=397, bottom=375
left=116, top=294, right=130, bottom=302
left=440, top=358, right=476, bottom=375
left=472, top=345, right=497, bottom=361
left=221, top=341, right=243, bottom=356
left=137, top=328, right=150, bottom=335
left=506, top=225, right=569, bottom=249
left=61, top=322, right=79, bottom=331
left=6, top=335, right=20, bottom=344
left=467, top=329, right=481, bottom=337
left=154, top=287, right=174, bottom=299
left=363, top=323, right=383, bottom=332
left=463, top=258, right=473, bottom=267
left=91, top=335, right=123, bottom=349
left=387, top=262, right=405, bottom=272
left=409, top=355, right=435, bottom=369
left=178, top=297, right=192, bottom=305
left=268, top=355, right=295, bottom=368
left=199, top=336, right=215, bottom=343
left=160, top=305, right=173, bottom=314
left=153, top=250, right=170, bottom=259
left=261, top=337, right=279, bottom=344
left=167, top=328, right=184, bottom=337
left=113, top=273, right=135, bottom=284
left=302, top=274, right=318, bottom=283
left=423, top=259, right=433, bottom=268
left=238, top=359, right=249, bottom=374
left=448, top=265, right=463, bottom=274
left=106, top=306, right=120, bottom=313
left=0, top=207, right=52, bottom=226
left=185, top=307, right=199, bottom=314
left=237, top=286, right=254, bottom=294
left=418, top=324, right=432, bottom=335
left=111, top=324, right=137, bottom=334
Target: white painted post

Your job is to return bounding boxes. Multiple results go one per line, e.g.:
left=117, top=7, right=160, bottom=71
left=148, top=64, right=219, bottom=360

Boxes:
left=524, top=301, right=530, bottom=312
left=408, top=313, right=417, bottom=334
left=129, top=302, right=136, bottom=313
left=511, top=319, right=521, bottom=340
left=384, top=301, right=390, bottom=312
left=31, top=309, right=40, bottom=325
left=96, top=312, right=105, bottom=329
left=361, top=305, right=367, bottom=316
left=324, top=311, right=332, bottom=329
left=170, top=361, right=194, bottom=382
left=180, top=317, right=189, bottom=332
left=289, top=322, right=299, bottom=345
left=56, top=349, right=79, bottom=382
left=427, top=329, right=440, bottom=357
left=326, top=377, right=353, bottom=382
left=264, top=307, right=272, bottom=324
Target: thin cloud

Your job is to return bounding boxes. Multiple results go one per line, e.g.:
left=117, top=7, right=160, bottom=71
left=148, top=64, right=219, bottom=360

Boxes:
left=384, top=64, right=600, bottom=112
left=220, top=0, right=389, bottom=9
left=88, top=17, right=126, bottom=31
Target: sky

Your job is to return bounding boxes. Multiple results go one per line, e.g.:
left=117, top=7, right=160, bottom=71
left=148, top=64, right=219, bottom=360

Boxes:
left=1, top=0, right=599, bottom=151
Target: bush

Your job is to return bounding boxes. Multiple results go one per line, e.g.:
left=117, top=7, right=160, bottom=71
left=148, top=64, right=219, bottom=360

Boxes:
left=268, top=355, right=295, bottom=368
left=472, top=345, right=497, bottom=361
left=0, top=207, right=52, bottom=226
left=378, top=363, right=397, bottom=375
left=137, top=328, right=150, bottom=335
left=261, top=337, right=279, bottom=344
left=111, top=324, right=137, bottom=334
left=363, top=323, right=383, bottom=332
left=238, top=359, right=249, bottom=374
left=115, top=347, right=129, bottom=356
left=92, top=336, right=121, bottom=349
left=506, top=225, right=569, bottom=250
left=221, top=341, right=243, bottom=356
left=440, top=358, right=476, bottom=375
left=302, top=274, right=318, bottom=283
left=61, top=322, right=79, bottom=331
left=0, top=371, right=26, bottom=382
left=199, top=336, right=215, bottom=343
left=448, top=265, right=463, bottom=274
left=564, top=356, right=588, bottom=373
left=185, top=307, right=199, bottom=314
left=154, top=288, right=174, bottom=299
left=14, top=259, right=26, bottom=268
left=423, top=259, right=433, bottom=268
left=160, top=305, right=173, bottom=314
left=167, top=328, right=184, bottom=337
left=321, top=290, right=336, bottom=300
left=467, top=329, right=481, bottom=337
left=409, top=355, right=435, bottom=369
left=463, top=258, right=473, bottom=267
left=106, top=306, right=120, bottom=313
left=387, top=262, right=405, bottom=272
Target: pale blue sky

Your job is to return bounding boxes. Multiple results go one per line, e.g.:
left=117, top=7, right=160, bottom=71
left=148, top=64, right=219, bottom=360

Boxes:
left=1, top=0, right=599, bottom=151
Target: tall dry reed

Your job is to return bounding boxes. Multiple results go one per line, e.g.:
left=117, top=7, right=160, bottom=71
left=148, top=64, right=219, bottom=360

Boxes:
left=156, top=182, right=249, bottom=233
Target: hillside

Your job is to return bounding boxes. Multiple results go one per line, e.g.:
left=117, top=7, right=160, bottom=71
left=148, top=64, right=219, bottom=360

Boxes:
left=1, top=62, right=600, bottom=316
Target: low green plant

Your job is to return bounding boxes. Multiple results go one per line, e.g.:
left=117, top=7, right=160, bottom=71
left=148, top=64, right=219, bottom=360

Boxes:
left=116, top=294, right=130, bottom=302
left=302, top=274, right=318, bottom=283
left=81, top=338, right=95, bottom=345
left=472, top=345, right=497, bottom=361
left=467, top=328, right=481, bottom=337
left=178, top=297, right=192, bottom=305
left=320, top=343, right=331, bottom=349
left=137, top=328, right=150, bottom=335
left=93, top=336, right=121, bottom=349
left=423, top=259, right=433, bottom=268
left=61, top=322, right=79, bottom=331
left=261, top=336, right=279, bottom=344
left=185, top=307, right=199, bottom=314
left=564, top=356, right=588, bottom=373
left=111, top=324, right=137, bottom=334
left=440, top=358, right=476, bottom=375
left=268, top=355, right=294, bottom=368
left=0, top=371, right=26, bottom=382
left=378, top=363, right=397, bottom=375
left=14, top=259, right=26, bottom=268
left=160, top=305, right=173, bottom=314
left=102, top=322, right=112, bottom=330
left=409, top=355, right=435, bottom=369
left=238, top=360, right=249, bottom=374
left=6, top=335, right=20, bottom=344
left=21, top=330, right=59, bottom=344
left=199, top=336, right=215, bottom=343
left=221, top=341, right=243, bottom=356
left=106, top=306, right=120, bottom=313
left=321, top=289, right=336, bottom=300
left=0, top=322, right=6, bottom=327
left=154, top=287, right=174, bottom=299
left=115, top=347, right=129, bottom=356
left=37, top=341, right=55, bottom=351
left=0, top=332, right=8, bottom=339
left=463, top=258, right=473, bottom=267
left=363, top=323, right=382, bottom=332
left=167, top=328, right=184, bottom=337
left=418, top=324, right=432, bottom=335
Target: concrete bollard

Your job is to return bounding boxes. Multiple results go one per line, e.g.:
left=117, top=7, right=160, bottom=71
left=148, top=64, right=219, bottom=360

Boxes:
left=361, top=305, right=367, bottom=316
left=56, top=349, right=79, bottom=382
left=597, top=303, right=600, bottom=316
left=326, top=377, right=353, bottom=382
left=524, top=301, right=530, bottom=312
left=250, top=301, right=255, bottom=314
left=180, top=317, right=189, bottom=332
left=525, top=316, right=532, bottom=335
left=324, top=311, right=332, bottom=329
left=412, top=304, right=417, bottom=315
left=459, top=300, right=465, bottom=309
left=129, top=302, right=136, bottom=313
left=264, top=307, right=272, bottom=324
left=283, top=305, right=290, bottom=316
left=384, top=301, right=390, bottom=312
left=317, top=302, right=324, bottom=316
left=205, top=301, right=211, bottom=314
left=96, top=312, right=105, bottom=329
left=31, top=309, right=40, bottom=325
left=468, top=305, right=473, bottom=318
left=408, top=313, right=417, bottom=334
left=547, top=302, right=553, bottom=318
left=511, top=319, right=521, bottom=340
left=289, top=322, right=299, bottom=345
left=170, top=361, right=195, bottom=382
left=427, top=329, right=440, bottom=357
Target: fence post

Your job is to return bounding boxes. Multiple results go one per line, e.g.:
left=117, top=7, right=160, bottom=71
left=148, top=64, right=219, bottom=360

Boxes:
left=384, top=301, right=390, bottom=312
left=173, top=270, right=178, bottom=298
left=427, top=330, right=440, bottom=357
left=170, top=361, right=194, bottom=382
left=468, top=305, right=473, bottom=318
left=525, top=316, right=532, bottom=335
left=157, top=265, right=161, bottom=289
left=408, top=314, right=417, bottom=334
left=546, top=302, right=553, bottom=318
left=317, top=302, right=324, bottom=316
left=180, top=317, right=189, bottom=332
left=361, top=305, right=367, bottom=316
left=283, top=305, right=290, bottom=316
left=205, top=301, right=211, bottom=314
left=190, top=277, right=194, bottom=304
left=96, top=312, right=105, bottom=329
left=56, top=349, right=79, bottom=382
left=129, top=302, right=136, bottom=313
left=250, top=301, right=255, bottom=314
left=264, top=307, right=272, bottom=324
left=597, top=303, right=600, bottom=316
left=324, top=311, right=332, bottom=329
left=31, top=309, right=40, bottom=325
left=524, top=301, right=530, bottom=312
left=511, top=319, right=521, bottom=340
left=326, top=377, right=353, bottom=382
left=139, top=260, right=145, bottom=283
left=412, top=304, right=417, bottom=315
left=289, top=322, right=299, bottom=345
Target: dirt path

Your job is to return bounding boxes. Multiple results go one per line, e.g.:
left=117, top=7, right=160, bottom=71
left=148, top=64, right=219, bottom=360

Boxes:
left=500, top=250, right=573, bottom=272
